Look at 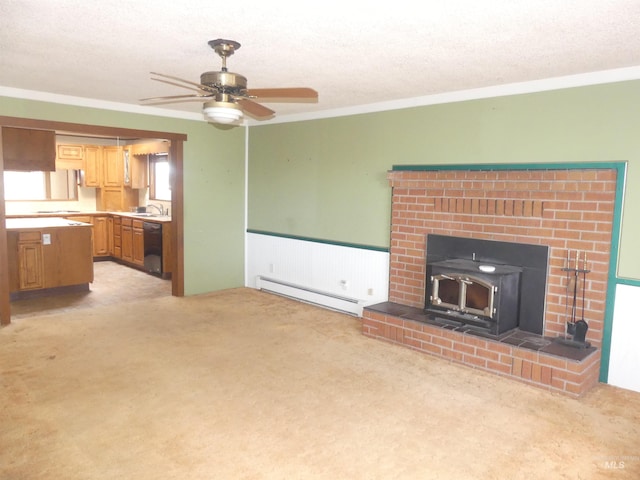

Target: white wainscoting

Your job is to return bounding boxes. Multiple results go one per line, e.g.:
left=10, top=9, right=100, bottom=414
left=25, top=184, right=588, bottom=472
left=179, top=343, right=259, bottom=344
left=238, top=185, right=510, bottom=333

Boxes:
left=608, top=283, right=640, bottom=393
left=246, top=232, right=389, bottom=316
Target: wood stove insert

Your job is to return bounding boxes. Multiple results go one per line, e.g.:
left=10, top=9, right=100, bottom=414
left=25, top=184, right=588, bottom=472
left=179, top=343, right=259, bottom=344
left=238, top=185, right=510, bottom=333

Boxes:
left=424, top=235, right=549, bottom=336
left=427, top=258, right=523, bottom=336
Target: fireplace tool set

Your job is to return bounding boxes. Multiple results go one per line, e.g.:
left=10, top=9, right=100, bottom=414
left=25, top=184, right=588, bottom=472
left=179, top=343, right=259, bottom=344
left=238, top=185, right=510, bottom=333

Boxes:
left=561, top=250, right=591, bottom=349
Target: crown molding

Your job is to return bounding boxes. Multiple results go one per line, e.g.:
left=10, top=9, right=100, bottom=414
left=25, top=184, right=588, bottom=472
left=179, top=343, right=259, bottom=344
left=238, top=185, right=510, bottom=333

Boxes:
left=2, top=65, right=640, bottom=127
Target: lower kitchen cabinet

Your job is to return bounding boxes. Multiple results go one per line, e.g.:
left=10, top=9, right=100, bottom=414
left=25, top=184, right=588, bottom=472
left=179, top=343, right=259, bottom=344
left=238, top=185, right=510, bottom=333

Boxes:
left=7, top=223, right=94, bottom=295
left=16, top=232, right=44, bottom=290
left=110, top=215, right=171, bottom=276
left=107, top=216, right=114, bottom=256
left=65, top=215, right=109, bottom=258
left=119, top=218, right=146, bottom=268
left=113, top=216, right=122, bottom=258
left=121, top=218, right=133, bottom=263
left=132, top=220, right=144, bottom=267
left=92, top=216, right=110, bottom=257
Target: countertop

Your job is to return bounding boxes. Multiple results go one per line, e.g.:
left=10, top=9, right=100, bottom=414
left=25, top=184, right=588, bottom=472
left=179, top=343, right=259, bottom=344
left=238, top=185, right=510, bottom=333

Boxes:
left=6, top=211, right=172, bottom=224
left=6, top=217, right=92, bottom=230
left=114, top=212, right=172, bottom=223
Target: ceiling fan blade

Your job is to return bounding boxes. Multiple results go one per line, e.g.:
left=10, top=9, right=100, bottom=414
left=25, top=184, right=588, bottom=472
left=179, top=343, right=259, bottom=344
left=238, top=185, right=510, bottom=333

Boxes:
left=150, top=72, right=216, bottom=93
left=140, top=94, right=205, bottom=102
left=246, top=87, right=318, bottom=101
left=236, top=98, right=275, bottom=119
left=150, top=77, right=205, bottom=94
left=139, top=95, right=207, bottom=106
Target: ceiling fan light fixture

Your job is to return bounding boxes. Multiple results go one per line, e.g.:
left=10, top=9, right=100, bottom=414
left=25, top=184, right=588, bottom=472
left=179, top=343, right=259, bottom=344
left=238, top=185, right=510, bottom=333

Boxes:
left=203, top=100, right=243, bottom=124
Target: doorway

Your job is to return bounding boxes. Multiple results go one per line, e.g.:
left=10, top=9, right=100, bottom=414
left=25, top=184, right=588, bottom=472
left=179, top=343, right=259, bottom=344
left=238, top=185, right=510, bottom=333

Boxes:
left=0, top=116, right=186, bottom=325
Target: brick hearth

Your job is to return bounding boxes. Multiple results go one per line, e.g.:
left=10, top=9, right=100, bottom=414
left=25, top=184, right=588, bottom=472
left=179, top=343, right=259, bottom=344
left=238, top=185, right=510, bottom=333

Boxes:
left=362, top=166, right=617, bottom=396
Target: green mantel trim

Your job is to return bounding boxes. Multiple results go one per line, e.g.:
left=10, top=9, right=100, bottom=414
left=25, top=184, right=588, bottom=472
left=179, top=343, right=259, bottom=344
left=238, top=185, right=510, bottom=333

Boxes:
left=247, top=229, right=389, bottom=253
left=392, top=161, right=626, bottom=172
left=392, top=161, right=627, bottom=384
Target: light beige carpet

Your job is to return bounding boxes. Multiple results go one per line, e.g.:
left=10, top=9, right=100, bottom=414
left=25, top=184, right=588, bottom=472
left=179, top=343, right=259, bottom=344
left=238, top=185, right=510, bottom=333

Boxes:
left=1, top=288, right=639, bottom=479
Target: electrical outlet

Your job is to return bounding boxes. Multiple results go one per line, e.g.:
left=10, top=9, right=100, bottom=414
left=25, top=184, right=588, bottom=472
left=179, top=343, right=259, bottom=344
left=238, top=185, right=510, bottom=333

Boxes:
left=42, top=233, right=51, bottom=245
left=367, top=288, right=374, bottom=296
left=269, top=263, right=274, bottom=273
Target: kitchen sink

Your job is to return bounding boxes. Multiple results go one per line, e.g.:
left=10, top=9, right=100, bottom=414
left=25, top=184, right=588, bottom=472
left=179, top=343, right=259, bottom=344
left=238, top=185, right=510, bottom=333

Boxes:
left=131, top=213, right=158, bottom=217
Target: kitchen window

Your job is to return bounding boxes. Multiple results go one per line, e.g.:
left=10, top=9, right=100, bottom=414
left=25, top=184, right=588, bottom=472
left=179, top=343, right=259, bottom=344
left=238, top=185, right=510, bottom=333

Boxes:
left=149, top=154, right=171, bottom=201
left=3, top=169, right=78, bottom=201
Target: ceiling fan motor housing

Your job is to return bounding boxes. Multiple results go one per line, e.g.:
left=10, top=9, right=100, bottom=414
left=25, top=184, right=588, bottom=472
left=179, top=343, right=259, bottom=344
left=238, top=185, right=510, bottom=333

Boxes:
left=200, top=71, right=247, bottom=95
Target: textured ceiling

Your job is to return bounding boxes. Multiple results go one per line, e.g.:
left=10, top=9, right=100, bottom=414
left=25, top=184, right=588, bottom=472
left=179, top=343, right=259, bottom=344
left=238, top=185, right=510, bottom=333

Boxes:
left=1, top=0, right=640, bottom=124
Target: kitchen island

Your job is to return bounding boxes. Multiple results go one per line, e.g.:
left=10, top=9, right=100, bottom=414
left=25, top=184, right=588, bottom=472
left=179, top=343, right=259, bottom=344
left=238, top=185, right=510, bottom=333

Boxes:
left=6, top=217, right=94, bottom=299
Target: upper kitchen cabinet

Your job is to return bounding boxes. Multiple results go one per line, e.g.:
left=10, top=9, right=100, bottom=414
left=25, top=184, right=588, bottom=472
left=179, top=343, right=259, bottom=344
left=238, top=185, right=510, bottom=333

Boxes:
left=83, top=145, right=102, bottom=187
left=102, top=146, right=124, bottom=187
left=2, top=127, right=56, bottom=171
left=124, top=146, right=148, bottom=189
left=55, top=144, right=84, bottom=170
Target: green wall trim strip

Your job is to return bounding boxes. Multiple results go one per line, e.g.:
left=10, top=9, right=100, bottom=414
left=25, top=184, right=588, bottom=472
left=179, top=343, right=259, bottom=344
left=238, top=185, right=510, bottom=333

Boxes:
left=616, top=278, right=640, bottom=287
left=392, top=161, right=627, bottom=384
left=247, top=229, right=390, bottom=253
left=599, top=162, right=626, bottom=383
left=392, top=161, right=625, bottom=171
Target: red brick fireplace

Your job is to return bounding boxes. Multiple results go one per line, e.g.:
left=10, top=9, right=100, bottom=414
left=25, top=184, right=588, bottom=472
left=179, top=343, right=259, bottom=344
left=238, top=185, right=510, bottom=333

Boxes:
left=362, top=166, right=617, bottom=396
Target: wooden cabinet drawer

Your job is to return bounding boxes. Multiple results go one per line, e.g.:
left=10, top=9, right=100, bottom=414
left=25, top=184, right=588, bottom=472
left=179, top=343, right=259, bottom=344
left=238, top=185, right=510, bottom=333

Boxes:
left=132, top=219, right=144, bottom=229
left=121, top=217, right=132, bottom=227
left=18, top=231, right=42, bottom=242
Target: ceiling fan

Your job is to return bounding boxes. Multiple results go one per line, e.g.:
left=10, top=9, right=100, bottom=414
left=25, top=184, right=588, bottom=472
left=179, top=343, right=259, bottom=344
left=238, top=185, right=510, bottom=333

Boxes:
left=140, top=38, right=318, bottom=124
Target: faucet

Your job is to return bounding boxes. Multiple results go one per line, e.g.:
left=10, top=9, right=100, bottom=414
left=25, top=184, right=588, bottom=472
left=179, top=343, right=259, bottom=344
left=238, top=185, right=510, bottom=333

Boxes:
left=146, top=204, right=164, bottom=216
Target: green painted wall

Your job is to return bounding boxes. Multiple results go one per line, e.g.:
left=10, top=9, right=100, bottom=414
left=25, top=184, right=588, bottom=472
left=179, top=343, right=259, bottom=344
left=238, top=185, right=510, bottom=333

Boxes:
left=248, top=80, right=640, bottom=280
left=1, top=96, right=246, bottom=295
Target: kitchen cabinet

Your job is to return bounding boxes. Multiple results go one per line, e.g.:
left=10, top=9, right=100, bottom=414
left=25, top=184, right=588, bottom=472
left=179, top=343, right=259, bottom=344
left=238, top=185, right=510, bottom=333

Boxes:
left=109, top=215, right=171, bottom=275
left=56, top=144, right=84, bottom=170
left=113, top=216, right=122, bottom=258
left=7, top=219, right=94, bottom=295
left=102, top=146, right=123, bottom=187
left=2, top=127, right=56, bottom=171
left=83, top=145, right=102, bottom=187
left=64, top=214, right=108, bottom=258
left=132, top=220, right=144, bottom=266
left=107, top=216, right=114, bottom=256
left=124, top=146, right=148, bottom=189
left=121, top=217, right=133, bottom=263
left=97, top=185, right=138, bottom=212
left=95, top=146, right=139, bottom=212
left=92, top=216, right=110, bottom=257
left=119, top=217, right=144, bottom=266
left=16, top=231, right=44, bottom=290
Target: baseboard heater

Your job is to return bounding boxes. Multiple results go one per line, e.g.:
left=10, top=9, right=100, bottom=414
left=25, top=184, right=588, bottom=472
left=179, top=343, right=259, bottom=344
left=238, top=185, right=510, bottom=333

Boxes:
left=255, top=276, right=366, bottom=316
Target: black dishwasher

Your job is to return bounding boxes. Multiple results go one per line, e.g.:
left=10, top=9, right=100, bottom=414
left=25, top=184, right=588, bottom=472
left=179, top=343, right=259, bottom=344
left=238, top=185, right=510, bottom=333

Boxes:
left=143, top=222, right=163, bottom=274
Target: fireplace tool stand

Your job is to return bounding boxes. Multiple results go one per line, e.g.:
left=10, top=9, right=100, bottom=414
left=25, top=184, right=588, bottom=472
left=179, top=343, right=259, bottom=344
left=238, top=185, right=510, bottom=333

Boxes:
left=560, top=250, right=591, bottom=349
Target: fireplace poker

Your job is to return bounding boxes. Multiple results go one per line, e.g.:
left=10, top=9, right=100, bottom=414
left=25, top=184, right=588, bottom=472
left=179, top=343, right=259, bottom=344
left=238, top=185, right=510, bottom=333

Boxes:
left=581, top=252, right=587, bottom=322
left=565, top=250, right=570, bottom=327
left=571, top=250, right=579, bottom=325
left=572, top=251, right=590, bottom=345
